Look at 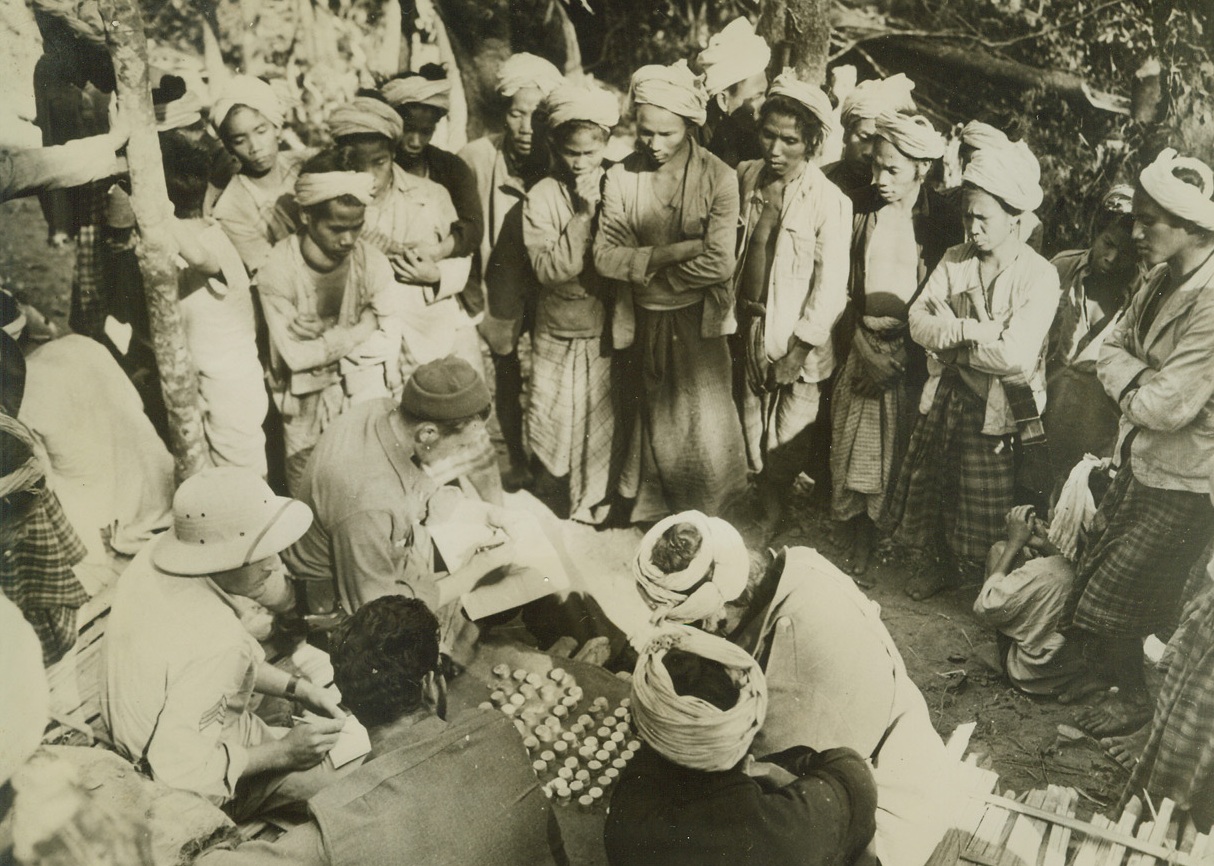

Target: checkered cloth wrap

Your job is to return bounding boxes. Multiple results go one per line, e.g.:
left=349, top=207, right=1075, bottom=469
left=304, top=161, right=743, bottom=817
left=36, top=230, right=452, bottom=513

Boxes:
left=68, top=179, right=113, bottom=339
left=1122, top=580, right=1214, bottom=824
left=527, top=332, right=615, bottom=525
left=1067, top=461, right=1214, bottom=639
left=888, top=369, right=1016, bottom=563
left=831, top=324, right=911, bottom=524
left=1, top=490, right=89, bottom=665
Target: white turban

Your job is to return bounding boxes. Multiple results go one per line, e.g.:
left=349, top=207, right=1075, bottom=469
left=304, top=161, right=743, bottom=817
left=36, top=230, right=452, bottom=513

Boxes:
left=497, top=52, right=564, bottom=98
left=959, top=120, right=1010, bottom=154
left=875, top=111, right=946, bottom=160
left=840, top=73, right=916, bottom=129
left=328, top=96, right=404, bottom=143
left=962, top=140, right=1044, bottom=213
left=631, top=60, right=709, bottom=126
left=697, top=17, right=771, bottom=96
left=1140, top=148, right=1214, bottom=232
left=155, top=91, right=203, bottom=133
left=631, top=624, right=768, bottom=772
left=294, top=171, right=376, bottom=208
left=767, top=68, right=835, bottom=140
left=632, top=511, right=749, bottom=624
left=382, top=76, right=452, bottom=113
left=544, top=82, right=620, bottom=132
left=212, top=75, right=285, bottom=131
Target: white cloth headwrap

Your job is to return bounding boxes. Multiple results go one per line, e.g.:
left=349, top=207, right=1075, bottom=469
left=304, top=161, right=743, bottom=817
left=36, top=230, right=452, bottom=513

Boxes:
left=382, top=76, right=452, bottom=113
left=1047, top=454, right=1109, bottom=562
left=959, top=120, right=1010, bottom=154
left=875, top=111, right=946, bottom=160
left=962, top=140, right=1043, bottom=213
left=212, top=75, right=285, bottom=131
left=631, top=624, right=768, bottom=772
left=840, top=73, right=916, bottom=129
left=631, top=60, right=709, bottom=126
left=1140, top=148, right=1214, bottom=232
left=632, top=510, right=749, bottom=625
left=697, top=17, right=771, bottom=96
left=156, top=92, right=204, bottom=133
left=767, top=68, right=835, bottom=139
left=544, top=82, right=620, bottom=132
left=329, top=96, right=404, bottom=142
left=497, top=52, right=565, bottom=98
left=294, top=171, right=376, bottom=208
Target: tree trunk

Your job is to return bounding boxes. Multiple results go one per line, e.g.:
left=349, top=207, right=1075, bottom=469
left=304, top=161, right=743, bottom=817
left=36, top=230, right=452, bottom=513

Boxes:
left=99, top=0, right=210, bottom=483
left=758, top=0, right=833, bottom=85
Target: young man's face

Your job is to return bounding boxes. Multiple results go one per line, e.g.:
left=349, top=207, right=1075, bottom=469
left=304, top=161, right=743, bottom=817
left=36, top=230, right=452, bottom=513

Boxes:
left=212, top=553, right=287, bottom=601
left=555, top=125, right=608, bottom=178
left=964, top=188, right=1017, bottom=253
left=399, top=105, right=441, bottom=167
left=505, top=86, right=545, bottom=160
left=1132, top=189, right=1195, bottom=267
left=759, top=112, right=809, bottom=179
left=872, top=139, right=924, bottom=205
left=718, top=71, right=768, bottom=117
left=303, top=199, right=367, bottom=263
left=842, top=117, right=879, bottom=169
left=346, top=139, right=396, bottom=198
left=220, top=107, right=279, bottom=176
left=635, top=104, right=690, bottom=166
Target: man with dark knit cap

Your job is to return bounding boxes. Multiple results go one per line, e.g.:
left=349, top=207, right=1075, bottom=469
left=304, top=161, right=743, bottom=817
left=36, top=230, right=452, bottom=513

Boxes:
left=285, top=356, right=600, bottom=663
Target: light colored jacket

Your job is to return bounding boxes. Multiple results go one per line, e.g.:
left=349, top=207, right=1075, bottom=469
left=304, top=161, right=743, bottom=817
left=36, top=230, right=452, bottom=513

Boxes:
left=1098, top=254, right=1214, bottom=493
left=594, top=138, right=740, bottom=348
left=735, top=159, right=852, bottom=383
left=911, top=242, right=1061, bottom=435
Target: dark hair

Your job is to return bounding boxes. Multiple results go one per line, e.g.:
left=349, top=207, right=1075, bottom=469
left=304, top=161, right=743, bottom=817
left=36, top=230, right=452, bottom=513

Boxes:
left=331, top=596, right=441, bottom=727
left=299, top=149, right=367, bottom=217
left=160, top=134, right=211, bottom=217
left=664, top=649, right=739, bottom=711
left=1091, top=207, right=1134, bottom=241
left=975, top=110, right=1027, bottom=145
left=152, top=74, right=187, bottom=106
left=961, top=181, right=1023, bottom=217
left=650, top=523, right=703, bottom=575
left=760, top=93, right=827, bottom=155
left=551, top=118, right=609, bottom=147
left=218, top=102, right=269, bottom=140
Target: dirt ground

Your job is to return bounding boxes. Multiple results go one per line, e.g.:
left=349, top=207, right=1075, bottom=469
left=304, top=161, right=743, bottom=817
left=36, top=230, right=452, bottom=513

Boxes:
left=0, top=194, right=1132, bottom=815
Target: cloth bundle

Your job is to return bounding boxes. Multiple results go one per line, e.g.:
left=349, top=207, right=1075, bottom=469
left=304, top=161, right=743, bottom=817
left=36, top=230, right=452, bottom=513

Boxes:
left=1047, top=454, right=1109, bottom=562
left=875, top=111, right=945, bottom=160
left=497, top=53, right=565, bottom=98
left=767, top=69, right=835, bottom=139
left=631, top=624, right=768, bottom=772
left=544, top=82, right=620, bottom=133
left=211, top=75, right=285, bottom=131
left=961, top=140, right=1043, bottom=213
left=329, top=97, right=404, bottom=143
left=840, top=73, right=916, bottom=129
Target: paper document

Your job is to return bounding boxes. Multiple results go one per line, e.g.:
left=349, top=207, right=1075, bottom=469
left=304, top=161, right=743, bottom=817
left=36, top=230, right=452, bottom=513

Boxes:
left=428, top=499, right=570, bottom=620
left=326, top=714, right=372, bottom=770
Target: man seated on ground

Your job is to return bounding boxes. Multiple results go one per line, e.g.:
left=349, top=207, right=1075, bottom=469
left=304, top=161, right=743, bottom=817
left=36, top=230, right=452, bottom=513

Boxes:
left=605, top=624, right=877, bottom=866
left=197, top=595, right=567, bottom=865
left=627, top=513, right=956, bottom=866
left=972, top=455, right=1111, bottom=696
left=286, top=356, right=607, bottom=666
left=102, top=467, right=347, bottom=822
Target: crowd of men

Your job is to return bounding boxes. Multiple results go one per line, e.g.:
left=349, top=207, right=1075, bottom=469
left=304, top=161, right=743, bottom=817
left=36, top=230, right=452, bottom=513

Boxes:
left=4, top=5, right=1214, bottom=864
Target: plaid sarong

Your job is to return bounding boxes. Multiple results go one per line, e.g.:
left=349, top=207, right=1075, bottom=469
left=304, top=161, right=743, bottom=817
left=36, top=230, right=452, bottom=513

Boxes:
left=1068, top=462, right=1214, bottom=639
left=1122, top=582, right=1214, bottom=825
left=68, top=180, right=113, bottom=339
left=887, top=369, right=1016, bottom=563
left=0, top=489, right=89, bottom=665
left=831, top=325, right=911, bottom=524
left=527, top=332, right=615, bottom=525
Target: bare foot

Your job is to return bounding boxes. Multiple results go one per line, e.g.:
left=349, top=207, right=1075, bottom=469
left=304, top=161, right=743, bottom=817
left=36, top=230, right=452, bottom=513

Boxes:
left=1057, top=672, right=1113, bottom=705
left=1101, top=724, right=1149, bottom=771
left=1075, top=696, right=1153, bottom=737
left=905, top=568, right=950, bottom=601
left=849, top=520, right=875, bottom=583
left=828, top=519, right=853, bottom=558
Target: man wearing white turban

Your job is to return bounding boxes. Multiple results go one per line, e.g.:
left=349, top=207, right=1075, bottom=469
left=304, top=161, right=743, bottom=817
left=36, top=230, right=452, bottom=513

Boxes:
left=522, top=82, right=620, bottom=524
left=256, top=149, right=399, bottom=492
left=1062, top=149, right=1214, bottom=739
left=626, top=513, right=958, bottom=866
left=823, top=73, right=916, bottom=200
left=889, top=140, right=1061, bottom=602
left=460, top=52, right=565, bottom=491
left=211, top=75, right=308, bottom=273
left=697, top=17, right=771, bottom=167
left=605, top=624, right=878, bottom=866
left=733, top=71, right=851, bottom=537
left=383, top=65, right=483, bottom=262
left=830, top=111, right=961, bottom=578
left=595, top=61, right=748, bottom=524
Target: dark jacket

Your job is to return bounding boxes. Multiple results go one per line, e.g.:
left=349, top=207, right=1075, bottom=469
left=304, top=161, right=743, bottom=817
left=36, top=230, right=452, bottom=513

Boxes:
left=605, top=745, right=877, bottom=866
